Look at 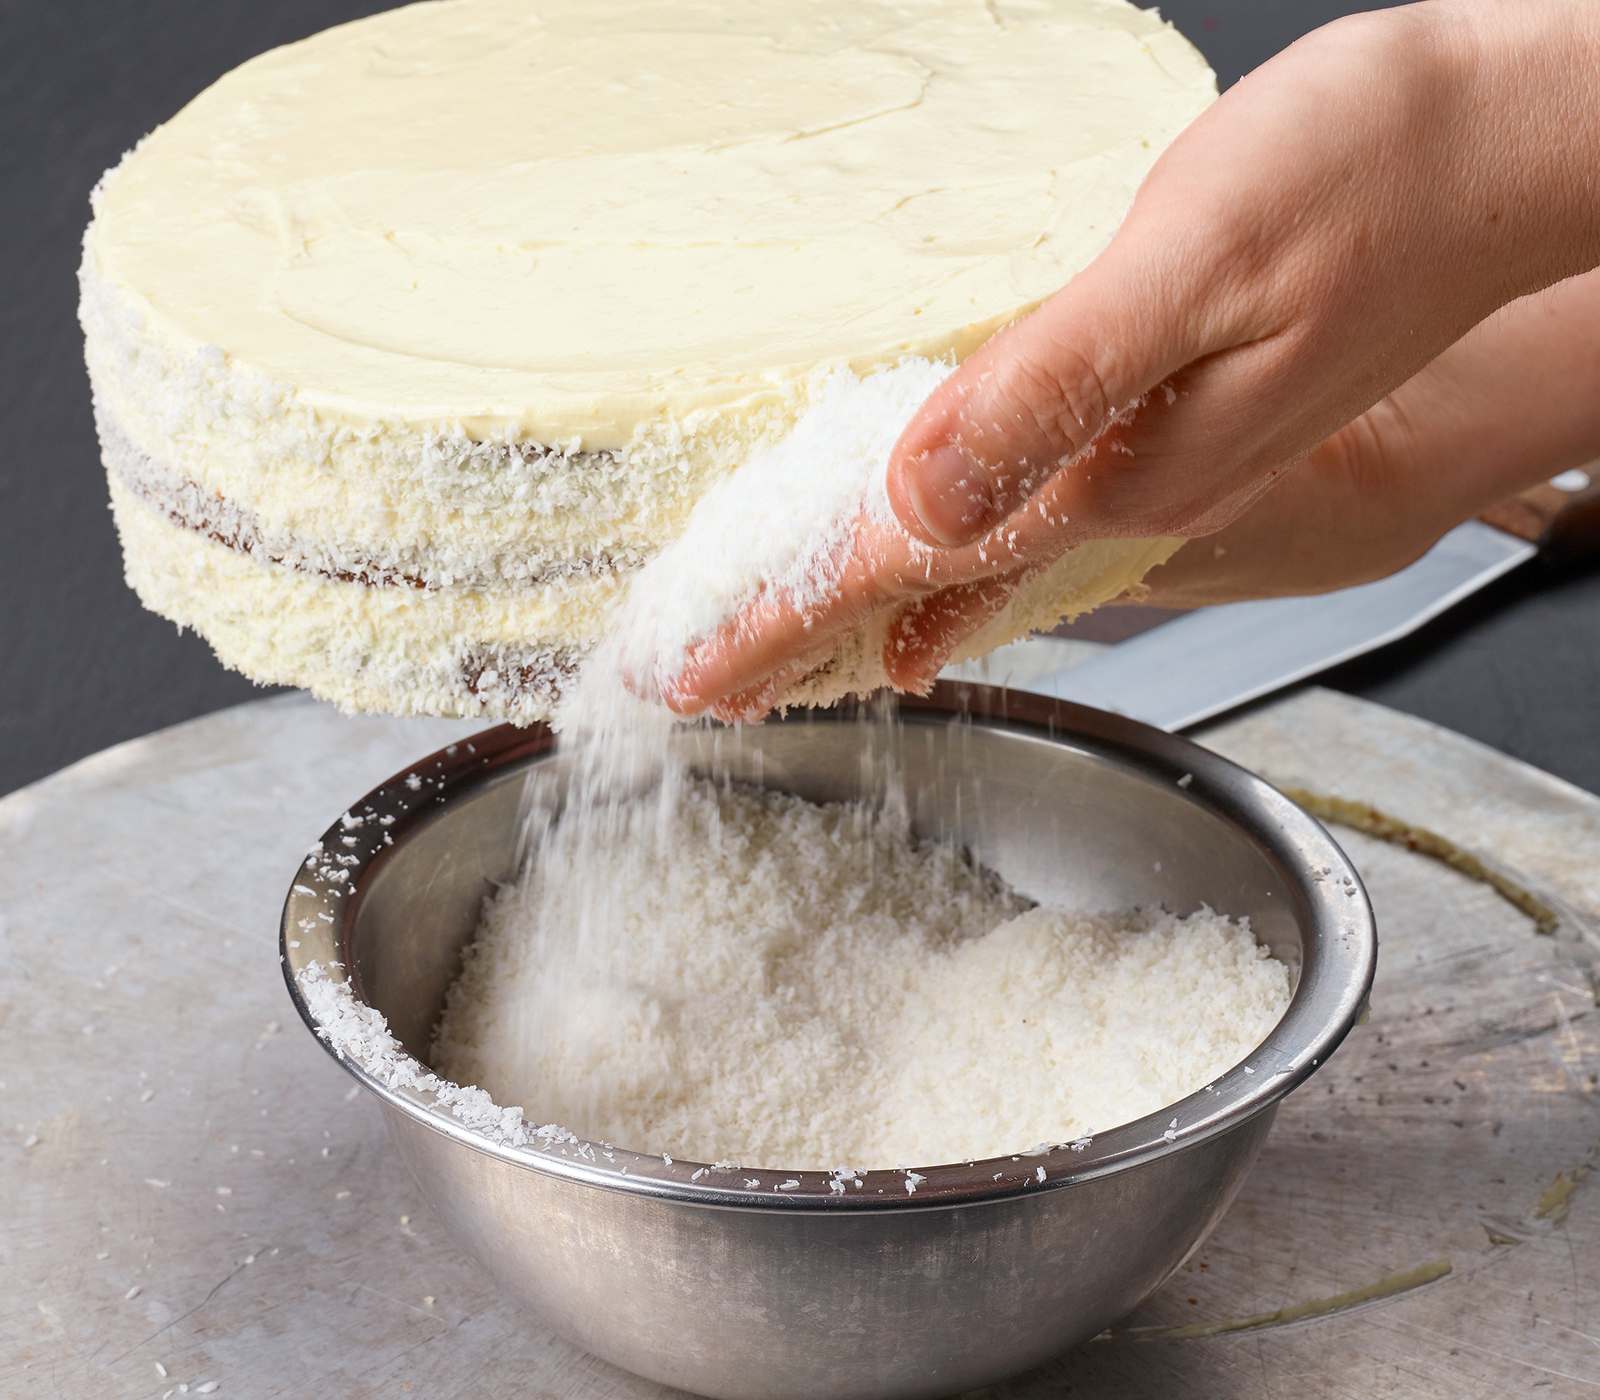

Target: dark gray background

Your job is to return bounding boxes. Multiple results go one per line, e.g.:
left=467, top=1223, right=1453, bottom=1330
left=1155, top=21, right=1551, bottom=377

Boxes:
left=4, top=0, right=1596, bottom=799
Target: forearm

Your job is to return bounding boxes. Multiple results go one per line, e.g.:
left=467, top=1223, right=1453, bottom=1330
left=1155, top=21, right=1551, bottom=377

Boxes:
left=1142, top=266, right=1600, bottom=606
left=1341, top=0, right=1600, bottom=315
left=1425, top=0, right=1600, bottom=301
left=1392, top=267, right=1600, bottom=518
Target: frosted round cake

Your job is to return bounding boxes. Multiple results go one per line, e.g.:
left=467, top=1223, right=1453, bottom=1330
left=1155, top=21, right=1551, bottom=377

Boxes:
left=80, top=0, right=1214, bottom=722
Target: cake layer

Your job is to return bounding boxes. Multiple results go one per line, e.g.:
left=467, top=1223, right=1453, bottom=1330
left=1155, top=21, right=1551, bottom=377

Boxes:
left=96, top=408, right=633, bottom=591
left=80, top=255, right=776, bottom=582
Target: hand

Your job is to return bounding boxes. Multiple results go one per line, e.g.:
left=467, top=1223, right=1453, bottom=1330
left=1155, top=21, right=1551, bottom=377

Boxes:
left=666, top=0, right=1600, bottom=720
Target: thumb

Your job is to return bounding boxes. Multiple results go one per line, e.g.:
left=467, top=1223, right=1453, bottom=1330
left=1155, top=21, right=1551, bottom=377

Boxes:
left=887, top=270, right=1194, bottom=549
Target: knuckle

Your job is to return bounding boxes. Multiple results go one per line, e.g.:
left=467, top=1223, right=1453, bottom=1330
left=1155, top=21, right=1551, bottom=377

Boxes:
left=972, top=347, right=1122, bottom=508
left=1035, top=345, right=1120, bottom=449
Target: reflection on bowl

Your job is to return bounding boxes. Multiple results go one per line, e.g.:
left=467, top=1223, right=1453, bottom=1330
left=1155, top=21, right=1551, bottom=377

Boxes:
left=282, top=682, right=1375, bottom=1400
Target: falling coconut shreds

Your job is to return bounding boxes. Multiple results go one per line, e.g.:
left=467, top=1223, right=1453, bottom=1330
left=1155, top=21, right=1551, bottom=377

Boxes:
left=296, top=362, right=1289, bottom=1174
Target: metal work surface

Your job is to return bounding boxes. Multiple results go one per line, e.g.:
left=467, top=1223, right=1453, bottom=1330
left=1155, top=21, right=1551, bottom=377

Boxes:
left=3, top=689, right=1597, bottom=1397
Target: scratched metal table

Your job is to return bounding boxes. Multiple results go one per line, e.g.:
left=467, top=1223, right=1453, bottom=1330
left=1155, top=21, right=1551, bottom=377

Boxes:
left=4, top=687, right=1597, bottom=1398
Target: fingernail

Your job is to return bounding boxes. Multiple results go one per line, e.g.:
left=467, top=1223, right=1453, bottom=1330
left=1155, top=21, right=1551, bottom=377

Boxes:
left=905, top=445, right=998, bottom=547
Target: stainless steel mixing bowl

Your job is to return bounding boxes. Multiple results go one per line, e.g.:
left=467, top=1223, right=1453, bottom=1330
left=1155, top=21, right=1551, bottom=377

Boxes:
left=282, top=683, right=1375, bottom=1400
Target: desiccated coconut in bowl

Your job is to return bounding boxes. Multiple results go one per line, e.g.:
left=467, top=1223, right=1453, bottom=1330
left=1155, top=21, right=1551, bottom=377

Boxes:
left=426, top=771, right=1292, bottom=1171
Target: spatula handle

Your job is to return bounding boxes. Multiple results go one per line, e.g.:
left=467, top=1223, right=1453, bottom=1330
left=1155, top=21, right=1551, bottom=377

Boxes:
left=1476, top=463, right=1600, bottom=566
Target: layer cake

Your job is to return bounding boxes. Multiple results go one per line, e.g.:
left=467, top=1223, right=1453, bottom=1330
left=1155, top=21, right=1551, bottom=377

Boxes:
left=80, top=0, right=1214, bottom=721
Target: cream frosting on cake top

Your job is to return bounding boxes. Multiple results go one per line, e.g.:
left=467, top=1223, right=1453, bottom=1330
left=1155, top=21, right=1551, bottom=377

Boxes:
left=90, top=0, right=1214, bottom=448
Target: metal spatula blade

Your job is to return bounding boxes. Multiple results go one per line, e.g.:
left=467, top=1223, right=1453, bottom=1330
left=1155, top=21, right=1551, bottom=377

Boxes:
left=1017, top=520, right=1533, bottom=732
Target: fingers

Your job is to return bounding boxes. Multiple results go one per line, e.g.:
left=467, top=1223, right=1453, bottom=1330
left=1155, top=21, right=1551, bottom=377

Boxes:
left=884, top=262, right=1195, bottom=552
left=661, top=591, right=847, bottom=718
left=676, top=564, right=1027, bottom=719
left=664, top=512, right=937, bottom=716
left=702, top=662, right=817, bottom=725
left=882, top=568, right=1032, bottom=693
left=666, top=498, right=1033, bottom=715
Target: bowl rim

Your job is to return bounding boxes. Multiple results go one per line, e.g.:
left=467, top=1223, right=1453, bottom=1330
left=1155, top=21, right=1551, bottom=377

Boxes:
left=281, top=681, right=1376, bottom=1213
